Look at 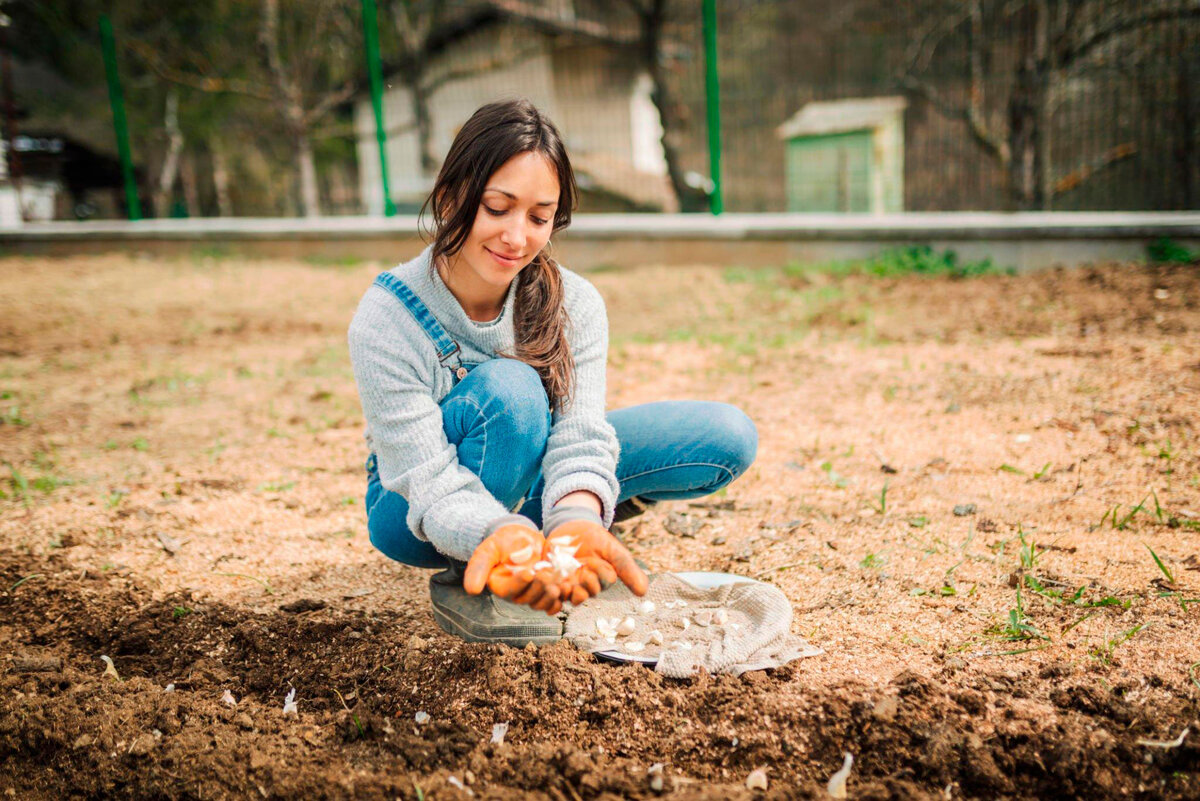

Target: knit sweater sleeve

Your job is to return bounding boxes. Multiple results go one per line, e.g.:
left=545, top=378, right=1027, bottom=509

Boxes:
left=539, top=272, right=621, bottom=527
left=348, top=286, right=509, bottom=562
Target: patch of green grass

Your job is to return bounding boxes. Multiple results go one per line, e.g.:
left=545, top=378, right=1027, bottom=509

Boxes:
left=871, top=483, right=888, bottom=515
left=2, top=403, right=30, bottom=427
left=131, top=436, right=149, bottom=452
left=258, top=480, right=296, bottom=493
left=815, top=245, right=1009, bottom=279
left=1032, top=462, right=1053, bottom=480
left=303, top=254, right=366, bottom=269
left=1089, top=623, right=1147, bottom=665
left=1100, top=490, right=1163, bottom=531
left=1147, top=237, right=1197, bottom=264
left=172, top=606, right=193, bottom=619
left=987, top=588, right=1048, bottom=642
left=908, top=515, right=928, bottom=528
left=859, top=552, right=885, bottom=569
left=31, top=474, right=73, bottom=493
left=819, top=460, right=848, bottom=489
left=105, top=489, right=128, bottom=509
left=998, top=463, right=1025, bottom=475
left=1146, top=544, right=1176, bottom=585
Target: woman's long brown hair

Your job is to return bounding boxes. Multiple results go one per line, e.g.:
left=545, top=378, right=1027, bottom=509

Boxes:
left=421, top=98, right=579, bottom=412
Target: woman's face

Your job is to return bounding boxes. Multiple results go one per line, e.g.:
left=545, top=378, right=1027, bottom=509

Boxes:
left=449, top=151, right=560, bottom=292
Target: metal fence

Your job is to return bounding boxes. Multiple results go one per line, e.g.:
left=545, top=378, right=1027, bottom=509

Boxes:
left=9, top=0, right=1200, bottom=220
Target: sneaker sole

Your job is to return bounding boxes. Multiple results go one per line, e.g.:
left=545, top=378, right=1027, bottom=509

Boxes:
left=430, top=602, right=564, bottom=647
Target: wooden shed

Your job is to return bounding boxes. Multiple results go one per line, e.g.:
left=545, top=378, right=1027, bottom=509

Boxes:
left=776, top=96, right=907, bottom=213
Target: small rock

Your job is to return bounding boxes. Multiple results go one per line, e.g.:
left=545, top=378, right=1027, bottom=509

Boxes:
left=665, top=513, right=703, bottom=538
left=872, top=695, right=900, bottom=723
left=953, top=504, right=977, bottom=517
left=12, top=655, right=62, bottom=674
left=414, top=711, right=430, bottom=725
left=128, top=731, right=160, bottom=756
left=648, top=762, right=665, bottom=793
left=746, top=767, right=768, bottom=791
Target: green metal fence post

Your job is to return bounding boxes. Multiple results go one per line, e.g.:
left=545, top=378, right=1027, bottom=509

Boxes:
left=361, top=0, right=396, bottom=216
left=99, top=15, right=141, bottom=221
left=702, top=0, right=723, bottom=215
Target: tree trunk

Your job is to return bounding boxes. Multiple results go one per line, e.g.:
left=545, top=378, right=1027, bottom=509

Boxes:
left=211, top=138, right=233, bottom=217
left=640, top=1, right=708, bottom=212
left=181, top=152, right=200, bottom=216
left=1007, top=7, right=1049, bottom=211
left=411, top=77, right=438, bottom=177
left=296, top=129, right=320, bottom=218
left=153, top=89, right=184, bottom=217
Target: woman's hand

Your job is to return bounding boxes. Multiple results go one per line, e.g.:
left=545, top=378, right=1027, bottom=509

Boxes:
left=463, top=515, right=562, bottom=614
left=542, top=505, right=648, bottom=606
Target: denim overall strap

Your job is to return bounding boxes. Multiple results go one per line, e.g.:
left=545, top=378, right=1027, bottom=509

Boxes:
left=372, top=272, right=466, bottom=378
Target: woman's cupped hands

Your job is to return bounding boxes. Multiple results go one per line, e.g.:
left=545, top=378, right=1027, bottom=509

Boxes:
left=463, top=508, right=648, bottom=616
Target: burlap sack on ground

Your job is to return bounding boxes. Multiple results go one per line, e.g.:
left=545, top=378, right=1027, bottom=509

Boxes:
left=565, top=573, right=822, bottom=678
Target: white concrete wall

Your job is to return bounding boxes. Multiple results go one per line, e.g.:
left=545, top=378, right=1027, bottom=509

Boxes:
left=355, top=23, right=558, bottom=213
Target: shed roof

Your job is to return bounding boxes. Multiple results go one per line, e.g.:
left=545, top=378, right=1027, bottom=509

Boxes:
left=776, top=96, right=907, bottom=140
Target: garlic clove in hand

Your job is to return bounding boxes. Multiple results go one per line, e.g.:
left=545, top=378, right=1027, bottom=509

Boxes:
left=616, top=616, right=637, bottom=636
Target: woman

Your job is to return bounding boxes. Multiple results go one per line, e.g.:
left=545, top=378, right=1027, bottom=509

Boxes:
left=348, top=98, right=757, bottom=646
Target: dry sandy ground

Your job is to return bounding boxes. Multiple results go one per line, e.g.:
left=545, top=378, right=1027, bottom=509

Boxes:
left=1, top=250, right=1198, bottom=799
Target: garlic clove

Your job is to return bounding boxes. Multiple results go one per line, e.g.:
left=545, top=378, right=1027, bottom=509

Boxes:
left=507, top=545, right=534, bottom=564
left=637, top=600, right=656, bottom=615
left=714, top=608, right=729, bottom=625
left=694, top=610, right=713, bottom=626
left=624, top=641, right=645, bottom=653
left=616, top=616, right=637, bottom=636
left=746, top=767, right=768, bottom=791
left=677, top=617, right=691, bottom=631
left=648, top=629, right=664, bottom=645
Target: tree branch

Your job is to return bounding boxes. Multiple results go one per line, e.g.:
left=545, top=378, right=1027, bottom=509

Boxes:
left=1050, top=141, right=1137, bottom=196
left=125, top=39, right=275, bottom=101
left=901, top=74, right=1011, bottom=165
left=303, top=81, right=359, bottom=127
left=1058, top=5, right=1200, bottom=67
left=421, top=41, right=547, bottom=94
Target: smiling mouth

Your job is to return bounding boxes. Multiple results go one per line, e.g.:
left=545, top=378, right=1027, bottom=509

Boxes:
left=487, top=248, right=522, bottom=263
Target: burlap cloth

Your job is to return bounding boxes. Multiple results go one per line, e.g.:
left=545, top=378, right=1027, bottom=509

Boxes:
left=565, top=573, right=822, bottom=677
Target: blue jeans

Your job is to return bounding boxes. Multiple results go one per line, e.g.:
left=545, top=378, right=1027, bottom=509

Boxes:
left=365, top=358, right=758, bottom=569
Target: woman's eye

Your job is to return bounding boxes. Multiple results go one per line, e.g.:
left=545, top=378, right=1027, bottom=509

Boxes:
left=484, top=205, right=547, bottom=226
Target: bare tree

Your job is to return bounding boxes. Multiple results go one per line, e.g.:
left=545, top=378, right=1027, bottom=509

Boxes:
left=901, top=0, right=1200, bottom=209
left=258, top=0, right=360, bottom=217
left=131, top=0, right=361, bottom=217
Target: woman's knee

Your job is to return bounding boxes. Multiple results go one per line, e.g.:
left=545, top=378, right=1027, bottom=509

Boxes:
left=707, top=403, right=758, bottom=484
left=467, top=358, right=550, bottom=438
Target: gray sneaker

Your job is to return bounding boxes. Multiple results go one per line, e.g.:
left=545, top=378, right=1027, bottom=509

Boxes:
left=428, top=561, right=564, bottom=646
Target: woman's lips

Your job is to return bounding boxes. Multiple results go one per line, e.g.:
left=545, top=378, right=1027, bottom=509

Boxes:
left=486, top=247, right=522, bottom=266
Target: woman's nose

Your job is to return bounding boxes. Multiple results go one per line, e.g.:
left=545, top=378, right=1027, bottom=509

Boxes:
left=500, top=219, right=527, bottom=250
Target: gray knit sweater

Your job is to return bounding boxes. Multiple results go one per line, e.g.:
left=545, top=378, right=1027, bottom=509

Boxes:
left=347, top=245, right=620, bottom=562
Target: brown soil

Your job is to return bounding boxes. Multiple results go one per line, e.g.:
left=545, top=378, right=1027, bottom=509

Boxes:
left=2, top=253, right=1199, bottom=799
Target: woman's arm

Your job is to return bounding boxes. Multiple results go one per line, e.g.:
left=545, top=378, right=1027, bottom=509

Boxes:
left=348, top=288, right=511, bottom=562
left=538, top=274, right=621, bottom=527
left=556, top=489, right=602, bottom=516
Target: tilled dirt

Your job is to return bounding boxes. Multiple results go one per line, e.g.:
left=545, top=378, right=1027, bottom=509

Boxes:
left=2, top=253, right=1199, bottom=799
